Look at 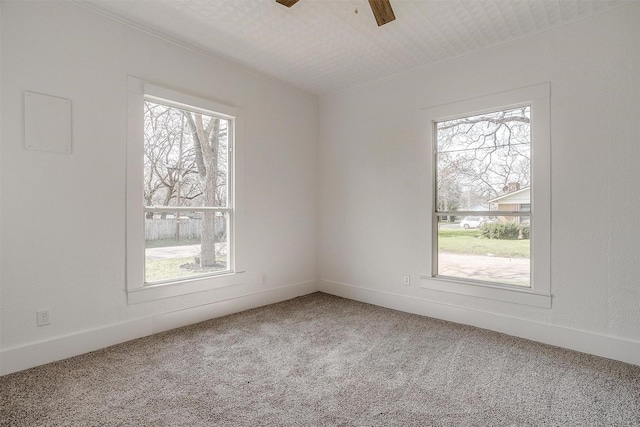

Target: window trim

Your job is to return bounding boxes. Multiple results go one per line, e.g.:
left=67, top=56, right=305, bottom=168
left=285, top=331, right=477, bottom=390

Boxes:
left=420, top=83, right=551, bottom=308
left=126, top=76, right=245, bottom=304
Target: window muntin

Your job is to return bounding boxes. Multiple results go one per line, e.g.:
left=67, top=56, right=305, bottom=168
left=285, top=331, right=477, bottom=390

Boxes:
left=434, top=106, right=531, bottom=287
left=143, top=99, right=233, bottom=284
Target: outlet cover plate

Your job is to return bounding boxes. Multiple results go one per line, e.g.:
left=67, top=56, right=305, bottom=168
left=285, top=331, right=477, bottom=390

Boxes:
left=36, top=309, right=51, bottom=327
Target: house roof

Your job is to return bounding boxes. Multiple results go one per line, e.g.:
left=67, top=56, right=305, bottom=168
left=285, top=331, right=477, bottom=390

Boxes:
left=490, top=187, right=530, bottom=204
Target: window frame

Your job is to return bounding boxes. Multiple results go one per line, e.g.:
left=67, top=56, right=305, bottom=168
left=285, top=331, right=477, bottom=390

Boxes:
left=126, top=76, right=245, bottom=304
left=420, top=84, right=551, bottom=308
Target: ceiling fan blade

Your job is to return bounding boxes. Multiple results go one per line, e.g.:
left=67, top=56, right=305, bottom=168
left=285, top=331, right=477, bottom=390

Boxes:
left=275, top=0, right=300, bottom=7
left=368, top=0, right=396, bottom=26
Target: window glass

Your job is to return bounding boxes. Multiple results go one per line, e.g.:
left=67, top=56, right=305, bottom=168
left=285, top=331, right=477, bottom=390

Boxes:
left=143, top=100, right=232, bottom=284
left=434, top=106, right=531, bottom=287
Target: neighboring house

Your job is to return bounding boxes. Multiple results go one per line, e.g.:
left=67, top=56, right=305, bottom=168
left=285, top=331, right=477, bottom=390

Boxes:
left=490, top=187, right=530, bottom=222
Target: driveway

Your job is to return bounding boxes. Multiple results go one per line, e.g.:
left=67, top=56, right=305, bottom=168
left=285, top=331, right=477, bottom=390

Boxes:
left=438, top=252, right=530, bottom=286
left=145, top=244, right=201, bottom=260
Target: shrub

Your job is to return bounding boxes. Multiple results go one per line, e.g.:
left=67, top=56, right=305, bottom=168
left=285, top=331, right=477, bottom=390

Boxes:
left=480, top=221, right=528, bottom=240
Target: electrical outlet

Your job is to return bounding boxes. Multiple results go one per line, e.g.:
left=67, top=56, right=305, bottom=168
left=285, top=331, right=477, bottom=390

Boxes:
left=403, top=275, right=411, bottom=286
left=37, top=309, right=51, bottom=327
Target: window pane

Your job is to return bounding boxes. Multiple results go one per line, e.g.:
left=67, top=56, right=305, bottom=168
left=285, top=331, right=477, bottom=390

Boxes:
left=435, top=106, right=530, bottom=212
left=436, top=215, right=530, bottom=287
left=143, top=101, right=229, bottom=209
left=145, top=210, right=229, bottom=283
left=434, top=106, right=531, bottom=287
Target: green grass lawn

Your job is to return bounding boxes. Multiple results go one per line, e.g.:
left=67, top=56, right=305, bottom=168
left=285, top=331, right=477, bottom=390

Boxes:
left=145, top=256, right=228, bottom=283
left=145, top=257, right=195, bottom=283
left=438, top=228, right=530, bottom=258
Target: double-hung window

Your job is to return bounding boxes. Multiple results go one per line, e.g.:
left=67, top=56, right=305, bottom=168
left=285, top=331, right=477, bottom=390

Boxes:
left=421, top=84, right=551, bottom=308
left=126, top=77, right=243, bottom=303
left=143, top=98, right=232, bottom=283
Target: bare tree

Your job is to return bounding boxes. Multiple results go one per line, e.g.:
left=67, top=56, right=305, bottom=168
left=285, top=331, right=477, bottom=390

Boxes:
left=143, top=103, right=201, bottom=217
left=436, top=106, right=530, bottom=210
left=144, top=101, right=229, bottom=269
left=183, top=112, right=228, bottom=268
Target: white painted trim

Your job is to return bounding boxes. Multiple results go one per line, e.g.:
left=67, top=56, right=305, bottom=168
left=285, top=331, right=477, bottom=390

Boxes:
left=318, top=280, right=640, bottom=367
left=419, top=275, right=551, bottom=308
left=127, top=271, right=248, bottom=304
left=0, top=281, right=317, bottom=376
left=126, top=76, right=247, bottom=302
left=420, top=83, right=551, bottom=303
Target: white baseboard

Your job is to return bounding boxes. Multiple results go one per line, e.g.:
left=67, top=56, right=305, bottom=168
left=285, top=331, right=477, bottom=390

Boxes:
left=4, top=279, right=636, bottom=376
left=0, top=280, right=317, bottom=376
left=319, top=279, right=640, bottom=367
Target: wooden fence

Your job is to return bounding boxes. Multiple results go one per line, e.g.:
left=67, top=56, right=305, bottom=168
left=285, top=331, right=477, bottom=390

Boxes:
left=144, top=218, right=226, bottom=241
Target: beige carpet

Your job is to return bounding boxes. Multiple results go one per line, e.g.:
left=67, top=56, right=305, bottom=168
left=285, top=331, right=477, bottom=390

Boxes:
left=1, top=292, right=639, bottom=426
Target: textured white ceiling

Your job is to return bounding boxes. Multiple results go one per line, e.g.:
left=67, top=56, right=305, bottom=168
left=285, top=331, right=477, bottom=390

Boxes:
left=80, top=0, right=630, bottom=95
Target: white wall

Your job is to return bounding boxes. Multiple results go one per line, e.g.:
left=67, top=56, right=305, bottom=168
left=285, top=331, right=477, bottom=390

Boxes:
left=0, top=1, right=318, bottom=374
left=319, top=4, right=640, bottom=364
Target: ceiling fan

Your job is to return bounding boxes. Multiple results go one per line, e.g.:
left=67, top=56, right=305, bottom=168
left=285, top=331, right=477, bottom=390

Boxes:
left=276, top=0, right=396, bottom=27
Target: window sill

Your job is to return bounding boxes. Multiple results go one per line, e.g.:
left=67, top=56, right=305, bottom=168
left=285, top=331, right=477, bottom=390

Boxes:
left=127, top=271, right=246, bottom=304
left=420, top=275, right=551, bottom=308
